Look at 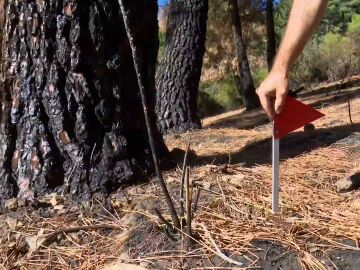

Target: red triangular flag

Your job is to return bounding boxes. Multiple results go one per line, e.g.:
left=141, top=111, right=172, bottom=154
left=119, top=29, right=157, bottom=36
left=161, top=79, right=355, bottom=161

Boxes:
left=274, top=96, right=325, bottom=139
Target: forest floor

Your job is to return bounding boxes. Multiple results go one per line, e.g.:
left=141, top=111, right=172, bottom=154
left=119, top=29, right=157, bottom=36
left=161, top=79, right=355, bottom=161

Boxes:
left=1, top=85, right=360, bottom=270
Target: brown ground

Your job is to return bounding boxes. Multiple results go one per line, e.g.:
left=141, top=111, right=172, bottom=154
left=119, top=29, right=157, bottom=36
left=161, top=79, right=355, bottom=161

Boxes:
left=0, top=85, right=359, bottom=270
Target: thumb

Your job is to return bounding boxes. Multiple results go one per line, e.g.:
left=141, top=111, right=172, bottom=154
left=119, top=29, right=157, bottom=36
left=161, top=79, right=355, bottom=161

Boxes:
left=274, top=90, right=287, bottom=115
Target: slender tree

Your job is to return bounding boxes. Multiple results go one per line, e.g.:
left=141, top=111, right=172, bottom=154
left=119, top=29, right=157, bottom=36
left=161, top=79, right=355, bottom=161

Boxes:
left=229, top=0, right=260, bottom=110
left=266, top=0, right=276, bottom=70
left=0, top=0, right=168, bottom=201
left=156, top=0, right=208, bottom=134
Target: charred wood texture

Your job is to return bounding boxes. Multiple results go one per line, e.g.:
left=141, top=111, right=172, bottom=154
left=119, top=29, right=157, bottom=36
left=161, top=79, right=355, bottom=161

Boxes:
left=156, top=0, right=208, bottom=134
left=0, top=0, right=168, bottom=202
left=229, top=0, right=260, bottom=110
left=266, top=0, right=276, bottom=70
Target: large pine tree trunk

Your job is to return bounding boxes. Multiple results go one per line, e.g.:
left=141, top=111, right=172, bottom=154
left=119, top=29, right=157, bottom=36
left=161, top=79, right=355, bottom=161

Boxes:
left=229, top=0, right=260, bottom=110
left=0, top=0, right=168, bottom=202
left=156, top=0, right=208, bottom=134
left=266, top=0, right=276, bottom=70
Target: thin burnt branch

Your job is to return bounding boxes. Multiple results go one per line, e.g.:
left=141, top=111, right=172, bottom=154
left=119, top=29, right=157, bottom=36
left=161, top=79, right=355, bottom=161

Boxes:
left=185, top=166, right=192, bottom=248
left=348, top=93, right=353, bottom=125
left=192, top=187, right=201, bottom=213
left=118, top=0, right=180, bottom=229
left=180, top=142, right=191, bottom=218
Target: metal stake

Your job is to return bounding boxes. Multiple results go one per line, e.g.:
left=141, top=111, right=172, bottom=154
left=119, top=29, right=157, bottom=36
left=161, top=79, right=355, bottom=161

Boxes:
left=272, top=123, right=280, bottom=213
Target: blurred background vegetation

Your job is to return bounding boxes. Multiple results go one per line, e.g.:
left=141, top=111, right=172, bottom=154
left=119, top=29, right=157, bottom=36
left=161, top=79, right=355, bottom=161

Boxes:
left=159, top=0, right=360, bottom=117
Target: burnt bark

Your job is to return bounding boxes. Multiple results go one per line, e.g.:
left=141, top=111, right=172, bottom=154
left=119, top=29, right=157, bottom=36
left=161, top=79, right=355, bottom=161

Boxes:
left=156, top=0, right=208, bottom=134
left=266, top=0, right=276, bottom=70
left=0, top=0, right=168, bottom=202
left=229, top=0, right=260, bottom=110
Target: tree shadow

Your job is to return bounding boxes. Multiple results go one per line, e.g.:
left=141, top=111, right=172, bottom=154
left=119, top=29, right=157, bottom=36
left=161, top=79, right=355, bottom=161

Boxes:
left=204, top=108, right=270, bottom=130
left=193, top=123, right=360, bottom=167
left=307, top=88, right=360, bottom=109
left=205, top=87, right=360, bottom=130
left=297, top=78, right=360, bottom=100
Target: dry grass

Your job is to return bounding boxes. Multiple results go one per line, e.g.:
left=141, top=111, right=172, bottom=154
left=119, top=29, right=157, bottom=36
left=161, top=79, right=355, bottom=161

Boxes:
left=190, top=146, right=357, bottom=269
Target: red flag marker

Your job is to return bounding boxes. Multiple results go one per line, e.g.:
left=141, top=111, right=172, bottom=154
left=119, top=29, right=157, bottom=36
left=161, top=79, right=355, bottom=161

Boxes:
left=274, top=96, right=325, bottom=139
left=271, top=96, right=325, bottom=213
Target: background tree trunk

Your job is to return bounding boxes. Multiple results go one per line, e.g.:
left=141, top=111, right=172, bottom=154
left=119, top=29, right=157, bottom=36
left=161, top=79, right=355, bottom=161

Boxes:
left=229, top=0, right=260, bottom=110
left=266, top=0, right=276, bottom=70
left=0, top=0, right=168, bottom=202
left=156, top=0, right=208, bottom=134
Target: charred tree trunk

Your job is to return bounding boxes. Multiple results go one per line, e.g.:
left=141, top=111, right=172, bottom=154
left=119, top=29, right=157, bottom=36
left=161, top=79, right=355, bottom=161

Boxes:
left=0, top=0, right=168, bottom=202
left=266, top=0, right=276, bottom=70
left=156, top=0, right=208, bottom=134
left=229, top=0, right=260, bottom=110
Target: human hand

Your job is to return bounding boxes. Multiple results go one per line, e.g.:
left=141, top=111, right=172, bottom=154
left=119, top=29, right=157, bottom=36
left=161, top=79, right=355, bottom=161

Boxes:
left=256, top=70, right=289, bottom=120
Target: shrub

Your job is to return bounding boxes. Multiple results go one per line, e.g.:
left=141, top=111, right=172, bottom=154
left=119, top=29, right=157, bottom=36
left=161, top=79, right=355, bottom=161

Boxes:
left=198, top=76, right=242, bottom=117
left=197, top=91, right=225, bottom=118
left=290, top=40, right=327, bottom=86
left=348, top=14, right=360, bottom=35
left=289, top=26, right=360, bottom=86
left=319, top=32, right=359, bottom=81
left=252, top=66, right=268, bottom=88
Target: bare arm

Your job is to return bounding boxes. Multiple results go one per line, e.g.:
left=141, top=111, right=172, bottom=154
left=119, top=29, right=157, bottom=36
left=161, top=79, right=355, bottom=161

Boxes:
left=257, top=0, right=328, bottom=119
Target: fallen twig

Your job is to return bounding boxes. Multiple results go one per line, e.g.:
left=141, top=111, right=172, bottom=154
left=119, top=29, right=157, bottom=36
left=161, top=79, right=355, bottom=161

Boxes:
left=200, top=223, right=244, bottom=267
left=46, top=224, right=121, bottom=240
left=30, top=224, right=123, bottom=252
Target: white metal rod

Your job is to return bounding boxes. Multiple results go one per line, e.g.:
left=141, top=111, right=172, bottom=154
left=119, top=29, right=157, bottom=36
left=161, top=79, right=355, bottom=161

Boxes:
left=272, top=127, right=280, bottom=213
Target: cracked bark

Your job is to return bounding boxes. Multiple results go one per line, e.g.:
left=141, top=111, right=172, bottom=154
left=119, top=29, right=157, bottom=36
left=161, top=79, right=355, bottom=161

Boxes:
left=230, top=0, right=260, bottom=110
left=0, top=0, right=168, bottom=202
left=156, top=0, right=208, bottom=134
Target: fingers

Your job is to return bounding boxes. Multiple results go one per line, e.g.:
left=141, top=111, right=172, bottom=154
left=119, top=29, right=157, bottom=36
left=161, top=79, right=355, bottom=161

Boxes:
left=258, top=92, right=275, bottom=120
left=257, top=71, right=288, bottom=120
left=274, top=90, right=286, bottom=115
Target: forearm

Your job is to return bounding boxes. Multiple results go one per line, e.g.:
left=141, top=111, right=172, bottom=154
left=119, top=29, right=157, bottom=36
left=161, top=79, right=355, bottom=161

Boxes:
left=272, top=0, right=328, bottom=74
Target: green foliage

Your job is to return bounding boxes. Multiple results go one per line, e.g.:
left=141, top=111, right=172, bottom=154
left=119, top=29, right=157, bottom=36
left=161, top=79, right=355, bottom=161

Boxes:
left=158, top=31, right=166, bottom=62
left=198, top=76, right=243, bottom=117
left=252, top=66, right=268, bottom=87
left=274, top=0, right=291, bottom=42
left=274, top=0, right=360, bottom=86
left=319, top=32, right=359, bottom=80
left=323, top=0, right=360, bottom=34
left=197, top=91, right=225, bottom=118
left=322, top=32, right=343, bottom=47
left=275, top=0, right=360, bottom=39
left=348, top=14, right=360, bottom=34
left=290, top=40, right=326, bottom=86
left=289, top=28, right=360, bottom=85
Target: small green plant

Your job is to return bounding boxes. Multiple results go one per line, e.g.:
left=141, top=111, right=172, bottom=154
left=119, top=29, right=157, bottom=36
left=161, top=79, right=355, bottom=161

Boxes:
left=197, top=91, right=225, bottom=118
left=252, top=66, right=268, bottom=88
left=198, top=76, right=242, bottom=117
left=287, top=21, right=360, bottom=86
left=158, top=31, right=166, bottom=62
left=318, top=32, right=359, bottom=81
left=348, top=14, right=360, bottom=34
